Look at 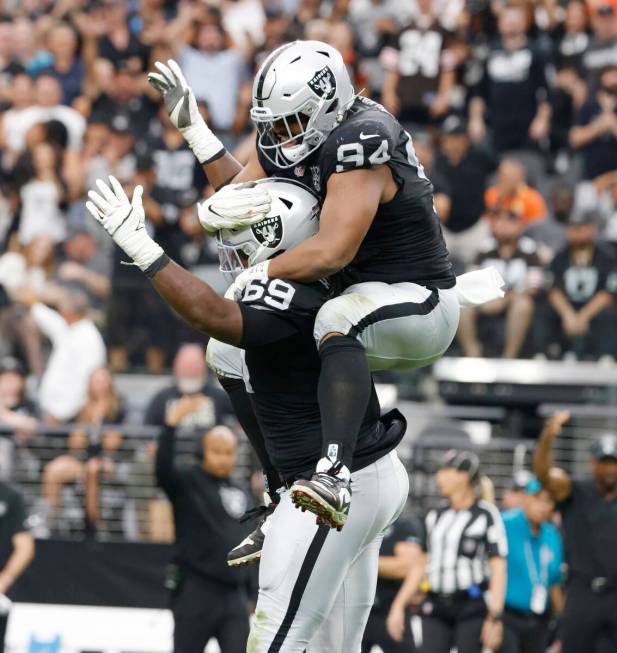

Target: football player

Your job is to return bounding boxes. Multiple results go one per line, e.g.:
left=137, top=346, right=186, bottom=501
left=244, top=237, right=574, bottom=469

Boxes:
left=86, top=175, right=409, bottom=652
left=147, top=41, right=463, bottom=529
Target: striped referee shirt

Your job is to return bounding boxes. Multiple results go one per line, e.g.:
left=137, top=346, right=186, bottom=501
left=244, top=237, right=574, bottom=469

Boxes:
left=422, top=500, right=508, bottom=595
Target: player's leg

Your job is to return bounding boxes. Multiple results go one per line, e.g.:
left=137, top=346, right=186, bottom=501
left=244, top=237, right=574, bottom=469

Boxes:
left=250, top=451, right=408, bottom=652
left=293, top=282, right=458, bottom=528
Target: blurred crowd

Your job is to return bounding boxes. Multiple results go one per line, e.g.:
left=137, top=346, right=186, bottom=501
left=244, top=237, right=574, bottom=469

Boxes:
left=1, top=0, right=617, bottom=542
left=2, top=0, right=617, bottom=376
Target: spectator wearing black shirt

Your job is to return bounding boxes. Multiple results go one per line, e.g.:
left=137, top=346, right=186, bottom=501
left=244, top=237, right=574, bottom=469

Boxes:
left=361, top=513, right=424, bottom=652
left=144, top=344, right=232, bottom=435
left=546, top=209, right=617, bottom=359
left=570, top=64, right=617, bottom=181
left=469, top=5, right=551, bottom=153
left=581, top=4, right=617, bottom=90
left=156, top=395, right=250, bottom=653
left=0, top=481, right=34, bottom=653
left=435, top=115, right=498, bottom=264
left=380, top=0, right=454, bottom=127
left=458, top=206, right=544, bottom=358
left=534, top=412, right=617, bottom=653
left=0, top=357, right=37, bottom=435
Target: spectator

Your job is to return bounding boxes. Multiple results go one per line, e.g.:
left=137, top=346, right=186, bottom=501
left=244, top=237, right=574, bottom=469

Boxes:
left=570, top=64, right=617, bottom=181
left=387, top=450, right=507, bottom=653
left=0, top=480, right=35, bottom=653
left=17, top=142, right=66, bottom=248
left=484, top=159, right=548, bottom=226
left=362, top=513, right=424, bottom=652
left=0, top=18, right=24, bottom=106
left=0, top=357, right=37, bottom=435
left=534, top=412, right=617, bottom=653
left=156, top=396, right=250, bottom=653
left=55, top=229, right=112, bottom=314
left=501, top=470, right=534, bottom=510
left=348, top=0, right=412, bottom=59
left=28, top=290, right=106, bottom=422
left=380, top=0, right=455, bottom=127
left=175, top=20, right=252, bottom=142
left=41, top=367, right=126, bottom=531
left=38, top=22, right=84, bottom=107
left=144, top=344, right=232, bottom=435
left=500, top=476, right=564, bottom=653
left=546, top=209, right=617, bottom=359
left=469, top=4, right=551, bottom=154
left=9, top=75, right=85, bottom=154
left=581, top=4, right=617, bottom=89
left=0, top=74, right=34, bottom=170
left=435, top=114, right=498, bottom=264
left=458, top=206, right=544, bottom=358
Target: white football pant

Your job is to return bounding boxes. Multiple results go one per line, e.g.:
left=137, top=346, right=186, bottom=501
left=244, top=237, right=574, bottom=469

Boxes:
left=247, top=450, right=409, bottom=653
left=313, top=282, right=460, bottom=371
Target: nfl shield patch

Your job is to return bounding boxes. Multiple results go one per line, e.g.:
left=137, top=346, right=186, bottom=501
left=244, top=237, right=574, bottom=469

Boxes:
left=251, top=215, right=283, bottom=247
left=307, top=67, right=337, bottom=100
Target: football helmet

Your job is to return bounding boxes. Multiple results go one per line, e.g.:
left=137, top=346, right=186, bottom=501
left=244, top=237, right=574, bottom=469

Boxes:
left=216, top=178, right=320, bottom=283
left=250, top=40, right=356, bottom=168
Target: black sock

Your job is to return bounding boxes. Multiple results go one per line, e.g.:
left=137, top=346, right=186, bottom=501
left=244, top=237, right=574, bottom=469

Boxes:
left=318, top=335, right=371, bottom=471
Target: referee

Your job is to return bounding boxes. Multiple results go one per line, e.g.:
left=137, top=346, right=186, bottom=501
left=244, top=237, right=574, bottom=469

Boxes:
left=534, top=411, right=617, bottom=653
left=156, top=395, right=251, bottom=653
left=387, top=450, right=507, bottom=653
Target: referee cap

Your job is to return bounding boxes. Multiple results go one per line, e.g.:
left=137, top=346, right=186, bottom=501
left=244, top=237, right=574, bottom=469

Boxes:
left=440, top=449, right=481, bottom=482
left=590, top=433, right=617, bottom=461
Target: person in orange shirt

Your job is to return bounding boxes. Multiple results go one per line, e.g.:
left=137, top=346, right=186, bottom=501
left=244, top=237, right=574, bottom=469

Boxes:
left=484, top=159, right=548, bottom=225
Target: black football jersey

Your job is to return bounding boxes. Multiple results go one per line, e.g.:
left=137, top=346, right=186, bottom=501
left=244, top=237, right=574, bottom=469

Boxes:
left=257, top=96, right=455, bottom=289
left=237, top=277, right=404, bottom=481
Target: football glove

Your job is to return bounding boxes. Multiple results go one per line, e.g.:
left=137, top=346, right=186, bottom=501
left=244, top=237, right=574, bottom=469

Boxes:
left=147, top=59, right=224, bottom=164
left=86, top=176, right=164, bottom=272
left=225, top=261, right=271, bottom=301
left=198, top=182, right=272, bottom=234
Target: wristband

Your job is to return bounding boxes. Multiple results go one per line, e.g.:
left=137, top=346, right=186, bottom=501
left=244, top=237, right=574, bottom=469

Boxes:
left=144, top=253, right=171, bottom=278
left=181, top=120, right=225, bottom=164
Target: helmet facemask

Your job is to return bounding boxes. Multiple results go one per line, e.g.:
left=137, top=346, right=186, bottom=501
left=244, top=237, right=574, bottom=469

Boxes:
left=216, top=232, right=258, bottom=286
left=251, top=97, right=329, bottom=169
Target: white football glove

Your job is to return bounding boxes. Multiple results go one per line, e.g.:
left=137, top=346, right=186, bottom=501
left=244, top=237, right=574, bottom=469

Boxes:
left=86, top=176, right=164, bottom=272
left=225, top=261, right=271, bottom=301
left=147, top=59, right=224, bottom=164
left=198, top=182, right=272, bottom=234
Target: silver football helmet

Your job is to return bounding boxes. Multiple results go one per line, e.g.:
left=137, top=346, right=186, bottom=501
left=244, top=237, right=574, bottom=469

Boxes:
left=216, top=178, right=320, bottom=283
left=250, top=40, right=356, bottom=169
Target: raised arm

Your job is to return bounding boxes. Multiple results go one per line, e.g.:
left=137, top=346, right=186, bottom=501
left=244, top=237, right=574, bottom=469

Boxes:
left=534, top=411, right=572, bottom=502
left=86, top=177, right=243, bottom=345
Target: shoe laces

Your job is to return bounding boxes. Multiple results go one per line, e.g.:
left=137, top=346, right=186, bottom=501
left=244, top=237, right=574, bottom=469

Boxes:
left=239, top=503, right=276, bottom=524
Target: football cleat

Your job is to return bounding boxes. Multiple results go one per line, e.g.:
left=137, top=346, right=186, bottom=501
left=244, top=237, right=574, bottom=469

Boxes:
left=227, top=503, right=275, bottom=567
left=291, top=472, right=352, bottom=530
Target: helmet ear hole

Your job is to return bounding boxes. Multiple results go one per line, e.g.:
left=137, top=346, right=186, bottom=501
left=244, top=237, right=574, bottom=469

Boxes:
left=325, top=99, right=339, bottom=115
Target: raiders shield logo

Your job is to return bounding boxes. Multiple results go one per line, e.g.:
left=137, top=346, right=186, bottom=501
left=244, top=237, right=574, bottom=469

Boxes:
left=307, top=67, right=337, bottom=100
left=252, top=215, right=283, bottom=247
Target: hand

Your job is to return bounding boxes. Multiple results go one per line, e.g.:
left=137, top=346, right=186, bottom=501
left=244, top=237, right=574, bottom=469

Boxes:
left=547, top=641, right=562, bottom=653
left=148, top=59, right=201, bottom=132
left=165, top=394, right=210, bottom=427
left=86, top=176, right=164, bottom=272
left=562, top=312, right=582, bottom=337
left=542, top=410, right=570, bottom=440
left=197, top=182, right=271, bottom=234
left=386, top=603, right=406, bottom=642
left=469, top=117, right=486, bottom=142
left=225, top=261, right=271, bottom=301
left=57, top=261, right=86, bottom=282
left=147, top=60, right=223, bottom=163
left=529, top=115, right=550, bottom=141
left=481, top=617, right=503, bottom=651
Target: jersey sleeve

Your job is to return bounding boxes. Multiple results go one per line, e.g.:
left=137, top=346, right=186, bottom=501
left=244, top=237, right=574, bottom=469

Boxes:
left=319, top=114, right=397, bottom=186
left=481, top=502, right=508, bottom=558
left=239, top=278, right=327, bottom=348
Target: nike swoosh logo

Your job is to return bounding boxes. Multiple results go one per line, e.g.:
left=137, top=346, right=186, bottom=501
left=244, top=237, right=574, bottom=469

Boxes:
left=359, top=132, right=379, bottom=140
